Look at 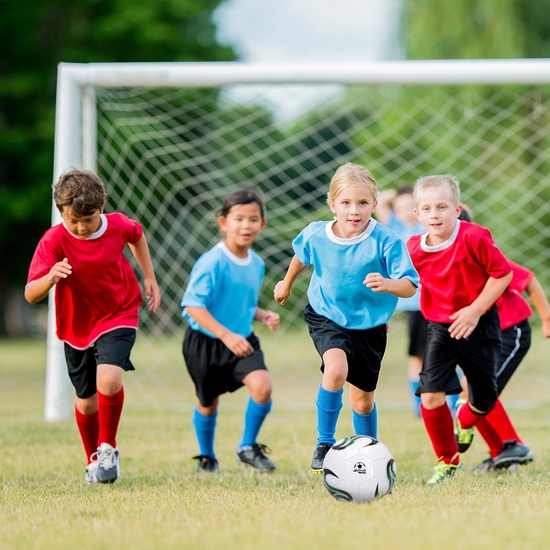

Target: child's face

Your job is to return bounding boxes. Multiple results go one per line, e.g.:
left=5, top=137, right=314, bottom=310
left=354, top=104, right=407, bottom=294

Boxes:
left=61, top=206, right=103, bottom=239
left=218, top=202, right=266, bottom=256
left=414, top=187, right=462, bottom=245
left=329, top=185, right=377, bottom=239
left=393, top=193, right=418, bottom=227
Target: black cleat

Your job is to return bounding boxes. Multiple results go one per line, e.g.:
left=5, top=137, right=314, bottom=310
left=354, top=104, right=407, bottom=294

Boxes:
left=492, top=441, right=534, bottom=470
left=311, top=443, right=332, bottom=474
left=193, top=455, right=220, bottom=473
left=236, top=443, right=276, bottom=472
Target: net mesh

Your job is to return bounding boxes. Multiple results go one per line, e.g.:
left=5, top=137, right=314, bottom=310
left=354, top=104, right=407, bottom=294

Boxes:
left=94, top=82, right=550, bottom=404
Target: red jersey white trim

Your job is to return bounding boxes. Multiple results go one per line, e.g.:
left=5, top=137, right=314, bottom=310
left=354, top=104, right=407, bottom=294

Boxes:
left=27, top=212, right=144, bottom=349
left=497, top=261, right=533, bottom=330
left=407, top=220, right=512, bottom=323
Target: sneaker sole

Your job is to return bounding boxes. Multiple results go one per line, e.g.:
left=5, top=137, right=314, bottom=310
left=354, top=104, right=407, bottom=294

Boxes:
left=492, top=451, right=534, bottom=470
left=311, top=468, right=323, bottom=475
left=235, top=456, right=275, bottom=473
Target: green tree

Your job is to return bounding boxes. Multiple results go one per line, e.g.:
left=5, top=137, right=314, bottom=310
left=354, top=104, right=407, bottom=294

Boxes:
left=0, top=0, right=235, bottom=335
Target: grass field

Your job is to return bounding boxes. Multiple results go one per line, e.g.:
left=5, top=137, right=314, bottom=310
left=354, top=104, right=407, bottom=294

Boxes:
left=1, top=321, right=550, bottom=550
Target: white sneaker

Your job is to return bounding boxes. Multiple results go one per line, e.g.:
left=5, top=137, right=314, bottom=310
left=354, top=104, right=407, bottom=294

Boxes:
left=85, top=460, right=98, bottom=484
left=94, top=442, right=120, bottom=484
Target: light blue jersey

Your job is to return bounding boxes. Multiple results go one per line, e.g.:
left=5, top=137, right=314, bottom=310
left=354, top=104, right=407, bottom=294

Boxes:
left=181, top=242, right=265, bottom=338
left=387, top=214, right=425, bottom=311
left=292, top=219, right=419, bottom=330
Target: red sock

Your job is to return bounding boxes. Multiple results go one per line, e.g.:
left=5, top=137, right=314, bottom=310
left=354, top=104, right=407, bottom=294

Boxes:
left=420, top=403, right=460, bottom=465
left=98, top=387, right=124, bottom=448
left=457, top=400, right=484, bottom=429
left=74, top=407, right=99, bottom=464
left=475, top=417, right=504, bottom=458
left=484, top=398, right=522, bottom=443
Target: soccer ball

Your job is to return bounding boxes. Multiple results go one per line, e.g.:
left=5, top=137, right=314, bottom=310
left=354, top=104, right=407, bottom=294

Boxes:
left=322, top=435, right=396, bottom=503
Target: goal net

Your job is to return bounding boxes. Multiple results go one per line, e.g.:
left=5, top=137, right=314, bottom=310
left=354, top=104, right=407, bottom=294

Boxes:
left=46, top=60, right=550, bottom=420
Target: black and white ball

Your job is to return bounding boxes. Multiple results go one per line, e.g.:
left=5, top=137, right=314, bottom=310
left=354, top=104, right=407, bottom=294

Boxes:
left=322, top=435, right=396, bottom=502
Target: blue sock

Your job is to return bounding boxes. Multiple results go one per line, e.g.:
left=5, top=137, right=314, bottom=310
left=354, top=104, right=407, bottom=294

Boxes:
left=239, top=397, right=272, bottom=450
left=352, top=403, right=378, bottom=439
left=408, top=379, right=421, bottom=417
left=316, top=385, right=343, bottom=446
left=192, top=407, right=217, bottom=459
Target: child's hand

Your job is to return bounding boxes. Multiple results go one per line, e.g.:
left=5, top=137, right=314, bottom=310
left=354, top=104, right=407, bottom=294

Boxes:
left=221, top=332, right=254, bottom=357
left=363, top=272, right=388, bottom=293
left=274, top=281, right=291, bottom=305
left=262, top=310, right=280, bottom=332
left=541, top=319, right=550, bottom=339
left=144, top=278, right=161, bottom=313
left=48, top=258, right=72, bottom=284
left=448, top=306, right=481, bottom=339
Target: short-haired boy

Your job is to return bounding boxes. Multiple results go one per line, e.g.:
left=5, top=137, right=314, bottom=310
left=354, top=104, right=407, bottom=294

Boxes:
left=25, top=169, right=161, bottom=484
left=406, top=175, right=512, bottom=485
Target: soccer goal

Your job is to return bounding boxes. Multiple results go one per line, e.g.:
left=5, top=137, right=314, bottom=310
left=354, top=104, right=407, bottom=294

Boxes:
left=46, top=59, right=550, bottom=420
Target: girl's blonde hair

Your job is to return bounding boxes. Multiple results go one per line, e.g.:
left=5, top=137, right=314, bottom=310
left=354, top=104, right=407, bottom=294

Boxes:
left=413, top=175, right=461, bottom=206
left=327, top=162, right=377, bottom=203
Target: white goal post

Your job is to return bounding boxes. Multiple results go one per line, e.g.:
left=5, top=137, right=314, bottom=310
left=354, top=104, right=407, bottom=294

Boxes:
left=47, top=59, right=550, bottom=421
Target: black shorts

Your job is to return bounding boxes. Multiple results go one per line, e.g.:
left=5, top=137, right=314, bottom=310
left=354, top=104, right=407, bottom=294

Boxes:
left=64, top=328, right=136, bottom=399
left=419, top=306, right=501, bottom=412
left=406, top=310, right=428, bottom=358
left=303, top=304, right=387, bottom=393
left=183, top=329, right=267, bottom=407
left=496, top=319, right=531, bottom=394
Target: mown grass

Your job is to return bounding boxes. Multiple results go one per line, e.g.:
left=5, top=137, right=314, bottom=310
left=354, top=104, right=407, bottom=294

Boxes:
left=1, top=321, right=550, bottom=550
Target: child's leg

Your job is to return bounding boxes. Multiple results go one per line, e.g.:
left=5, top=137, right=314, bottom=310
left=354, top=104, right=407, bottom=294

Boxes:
left=317, top=348, right=346, bottom=445
left=483, top=398, right=522, bottom=443
left=194, top=399, right=219, bottom=458
left=74, top=397, right=99, bottom=464
left=420, top=392, right=460, bottom=464
left=349, top=385, right=377, bottom=438
left=96, top=363, right=124, bottom=448
left=240, top=370, right=272, bottom=449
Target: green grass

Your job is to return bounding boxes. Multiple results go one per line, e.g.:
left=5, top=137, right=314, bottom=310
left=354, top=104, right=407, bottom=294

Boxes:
left=1, top=322, right=550, bottom=550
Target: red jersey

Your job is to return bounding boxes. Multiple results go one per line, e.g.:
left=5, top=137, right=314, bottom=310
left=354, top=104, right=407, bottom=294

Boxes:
left=497, top=261, right=533, bottom=330
left=27, top=212, right=144, bottom=349
left=406, top=220, right=511, bottom=323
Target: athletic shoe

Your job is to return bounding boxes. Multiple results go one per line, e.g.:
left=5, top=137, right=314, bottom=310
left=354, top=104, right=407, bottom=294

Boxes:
left=236, top=443, right=276, bottom=472
left=426, top=461, right=461, bottom=486
left=85, top=460, right=98, bottom=484
left=492, top=441, right=534, bottom=470
left=455, top=398, right=475, bottom=453
left=94, top=442, right=120, bottom=484
left=311, top=443, right=332, bottom=474
left=193, top=455, right=220, bottom=473
left=471, top=456, right=495, bottom=474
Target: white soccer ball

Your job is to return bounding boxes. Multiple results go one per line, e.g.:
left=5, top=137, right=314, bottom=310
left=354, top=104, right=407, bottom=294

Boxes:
left=322, top=435, right=397, bottom=503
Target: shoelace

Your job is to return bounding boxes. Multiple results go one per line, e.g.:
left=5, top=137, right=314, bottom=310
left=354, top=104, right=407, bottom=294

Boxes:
left=253, top=443, right=272, bottom=457
left=97, top=447, right=117, bottom=469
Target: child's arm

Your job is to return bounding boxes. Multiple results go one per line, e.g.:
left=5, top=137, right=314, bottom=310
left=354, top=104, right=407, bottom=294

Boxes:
left=186, top=306, right=254, bottom=357
left=374, top=189, right=397, bottom=225
left=24, top=258, right=72, bottom=304
left=273, top=255, right=309, bottom=305
left=127, top=235, right=161, bottom=313
left=255, top=308, right=280, bottom=333
left=449, top=272, right=513, bottom=340
left=525, top=275, right=550, bottom=339
left=363, top=272, right=416, bottom=298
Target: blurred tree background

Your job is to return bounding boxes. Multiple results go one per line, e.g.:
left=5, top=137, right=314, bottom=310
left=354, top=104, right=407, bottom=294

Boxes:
left=1, top=0, right=549, bottom=336
left=0, top=0, right=234, bottom=336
